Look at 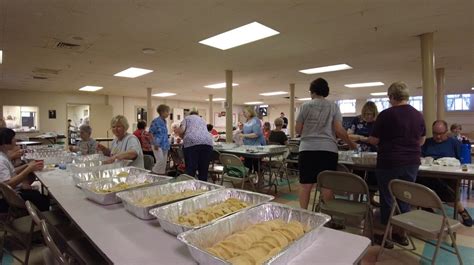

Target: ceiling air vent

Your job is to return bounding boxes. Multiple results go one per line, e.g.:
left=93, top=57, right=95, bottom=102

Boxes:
left=33, top=76, right=48, bottom=80
left=55, top=41, right=81, bottom=50
left=283, top=96, right=299, bottom=99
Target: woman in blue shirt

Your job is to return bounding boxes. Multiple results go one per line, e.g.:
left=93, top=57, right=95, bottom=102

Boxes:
left=348, top=101, right=378, bottom=152
left=241, top=106, right=265, bottom=173
left=150, top=104, right=170, bottom=174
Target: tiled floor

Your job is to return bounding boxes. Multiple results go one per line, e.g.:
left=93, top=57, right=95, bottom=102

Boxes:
left=3, top=176, right=473, bottom=265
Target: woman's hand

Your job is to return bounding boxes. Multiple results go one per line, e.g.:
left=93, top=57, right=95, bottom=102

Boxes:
left=27, top=160, right=43, bottom=172
left=97, top=144, right=107, bottom=152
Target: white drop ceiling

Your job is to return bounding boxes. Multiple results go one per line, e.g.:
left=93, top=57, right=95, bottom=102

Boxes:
left=0, top=0, right=472, bottom=104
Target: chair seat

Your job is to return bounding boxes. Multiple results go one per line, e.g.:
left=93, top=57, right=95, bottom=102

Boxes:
left=320, top=199, right=368, bottom=222
left=391, top=210, right=462, bottom=239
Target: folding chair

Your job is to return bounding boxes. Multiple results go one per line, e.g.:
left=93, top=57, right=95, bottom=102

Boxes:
left=285, top=144, right=299, bottom=177
left=313, top=170, right=374, bottom=241
left=220, top=153, right=256, bottom=191
left=208, top=150, right=224, bottom=183
left=0, top=183, right=65, bottom=264
left=377, top=179, right=463, bottom=265
left=262, top=147, right=291, bottom=193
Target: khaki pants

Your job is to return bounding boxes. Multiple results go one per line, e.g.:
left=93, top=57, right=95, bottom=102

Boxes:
left=152, top=148, right=168, bottom=174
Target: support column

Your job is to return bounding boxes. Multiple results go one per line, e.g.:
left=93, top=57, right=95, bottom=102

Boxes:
left=289, top=83, right=295, bottom=138
left=225, top=70, right=233, bottom=143
left=436, top=68, right=445, bottom=121
left=209, top=94, right=214, bottom=125
left=146, top=87, right=153, bottom=125
left=420, top=32, right=436, bottom=136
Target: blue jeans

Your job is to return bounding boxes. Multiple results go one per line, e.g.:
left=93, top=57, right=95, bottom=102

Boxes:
left=183, top=145, right=213, bottom=181
left=376, top=165, right=419, bottom=225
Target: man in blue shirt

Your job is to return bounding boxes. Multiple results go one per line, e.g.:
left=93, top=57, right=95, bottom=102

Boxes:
left=419, top=120, right=472, bottom=226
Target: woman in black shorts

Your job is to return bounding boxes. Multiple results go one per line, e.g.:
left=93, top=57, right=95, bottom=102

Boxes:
left=295, top=78, right=356, bottom=209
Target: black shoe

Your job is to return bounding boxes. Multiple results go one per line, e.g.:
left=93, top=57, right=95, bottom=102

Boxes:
left=459, top=209, right=473, bottom=227
left=325, top=221, right=345, bottom=230
left=373, top=234, right=393, bottom=249
left=391, top=233, right=409, bottom=246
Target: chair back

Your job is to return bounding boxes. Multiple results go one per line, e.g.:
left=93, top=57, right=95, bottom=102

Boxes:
left=317, top=170, right=369, bottom=195
left=219, top=153, right=244, bottom=167
left=0, top=182, right=26, bottom=209
left=389, top=179, right=443, bottom=210
left=40, top=220, right=85, bottom=265
left=143, top=155, right=154, bottom=171
left=25, top=200, right=44, bottom=226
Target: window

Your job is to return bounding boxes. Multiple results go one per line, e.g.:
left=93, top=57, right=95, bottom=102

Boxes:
left=336, top=99, right=356, bottom=114
left=408, top=96, right=423, bottom=111
left=446, top=94, right=472, bottom=111
left=2, top=106, right=39, bottom=131
left=367, top=98, right=390, bottom=111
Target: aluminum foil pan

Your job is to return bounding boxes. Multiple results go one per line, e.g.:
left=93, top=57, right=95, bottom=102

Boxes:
left=71, top=153, right=106, bottom=163
left=150, top=188, right=275, bottom=235
left=69, top=160, right=132, bottom=175
left=178, top=202, right=331, bottom=265
left=70, top=165, right=143, bottom=185
left=77, top=172, right=172, bottom=205
left=116, top=180, right=224, bottom=220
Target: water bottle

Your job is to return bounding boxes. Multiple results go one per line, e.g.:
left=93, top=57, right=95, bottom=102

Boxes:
left=460, top=139, right=472, bottom=165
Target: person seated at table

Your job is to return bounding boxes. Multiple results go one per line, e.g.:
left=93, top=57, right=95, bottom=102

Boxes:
left=232, top=122, right=244, bottom=146
left=449, top=123, right=465, bottom=142
left=418, top=120, right=472, bottom=227
left=69, top=124, right=97, bottom=155
left=268, top=118, right=288, bottom=145
left=97, top=115, right=144, bottom=168
left=263, top=122, right=271, bottom=143
left=207, top=124, right=220, bottom=142
left=134, top=120, right=155, bottom=163
left=0, top=128, right=50, bottom=211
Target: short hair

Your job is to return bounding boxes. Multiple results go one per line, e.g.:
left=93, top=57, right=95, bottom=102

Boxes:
left=280, top=112, right=285, bottom=115
left=189, top=110, right=199, bottom=115
left=110, top=115, right=129, bottom=131
left=0, top=127, right=15, bottom=145
left=309, top=78, right=330, bottom=97
left=243, top=106, right=257, bottom=118
left=263, top=122, right=271, bottom=129
left=450, top=123, right=462, bottom=131
left=387, top=81, right=410, bottom=101
left=274, top=118, right=284, bottom=127
left=79, top=124, right=92, bottom=135
left=137, top=120, right=147, bottom=130
left=157, top=104, right=170, bottom=115
left=432, top=120, right=448, bottom=131
left=207, top=124, right=213, bottom=131
left=361, top=101, right=379, bottom=120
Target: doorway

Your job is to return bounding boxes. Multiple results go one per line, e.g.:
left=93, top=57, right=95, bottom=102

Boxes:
left=66, top=104, right=90, bottom=145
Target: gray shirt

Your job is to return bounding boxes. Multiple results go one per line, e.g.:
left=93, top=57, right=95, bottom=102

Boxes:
left=296, top=98, right=342, bottom=153
left=111, top=133, right=144, bottom=168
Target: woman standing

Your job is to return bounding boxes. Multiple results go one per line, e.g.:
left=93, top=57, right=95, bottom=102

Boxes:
left=296, top=78, right=356, bottom=209
left=150, top=105, right=171, bottom=174
left=98, top=115, right=144, bottom=168
left=175, top=111, right=213, bottom=181
left=241, top=106, right=266, bottom=172
left=348, top=101, right=378, bottom=152
left=368, top=81, right=426, bottom=246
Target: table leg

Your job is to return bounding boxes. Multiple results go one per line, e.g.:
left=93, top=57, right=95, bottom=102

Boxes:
left=454, top=179, right=460, bottom=220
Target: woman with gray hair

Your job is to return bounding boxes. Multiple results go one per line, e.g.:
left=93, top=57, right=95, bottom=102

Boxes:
left=368, top=81, right=426, bottom=247
left=98, top=115, right=144, bottom=168
left=69, top=124, right=97, bottom=155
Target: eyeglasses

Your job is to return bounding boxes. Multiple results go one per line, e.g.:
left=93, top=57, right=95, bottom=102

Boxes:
left=433, top=131, right=448, bottom=136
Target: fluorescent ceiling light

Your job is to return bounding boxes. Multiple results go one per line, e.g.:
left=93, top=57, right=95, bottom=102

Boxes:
left=244, top=101, right=264, bottom=105
left=204, top=83, right=239, bottom=89
left=259, top=91, right=288, bottom=96
left=345, top=82, right=384, bottom=88
left=79, top=86, right=103, bottom=92
left=0, top=50, right=2, bottom=64
left=199, top=22, right=280, bottom=50
left=471, top=87, right=474, bottom=90
left=152, top=92, right=176, bottom=97
left=298, top=97, right=312, bottom=101
left=299, top=64, right=352, bottom=74
left=370, top=92, right=387, bottom=96
left=114, top=67, right=153, bottom=78
left=205, top=98, right=226, bottom=102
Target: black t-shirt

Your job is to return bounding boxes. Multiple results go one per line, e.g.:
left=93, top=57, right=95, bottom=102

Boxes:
left=282, top=117, right=288, bottom=129
left=268, top=130, right=288, bottom=145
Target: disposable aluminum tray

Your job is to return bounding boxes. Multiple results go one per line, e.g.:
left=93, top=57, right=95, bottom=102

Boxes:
left=71, top=153, right=106, bottom=163
left=116, top=180, right=223, bottom=220
left=77, top=172, right=172, bottom=205
left=178, top=202, right=331, bottom=265
left=71, top=164, right=141, bottom=185
left=150, top=188, right=274, bottom=235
